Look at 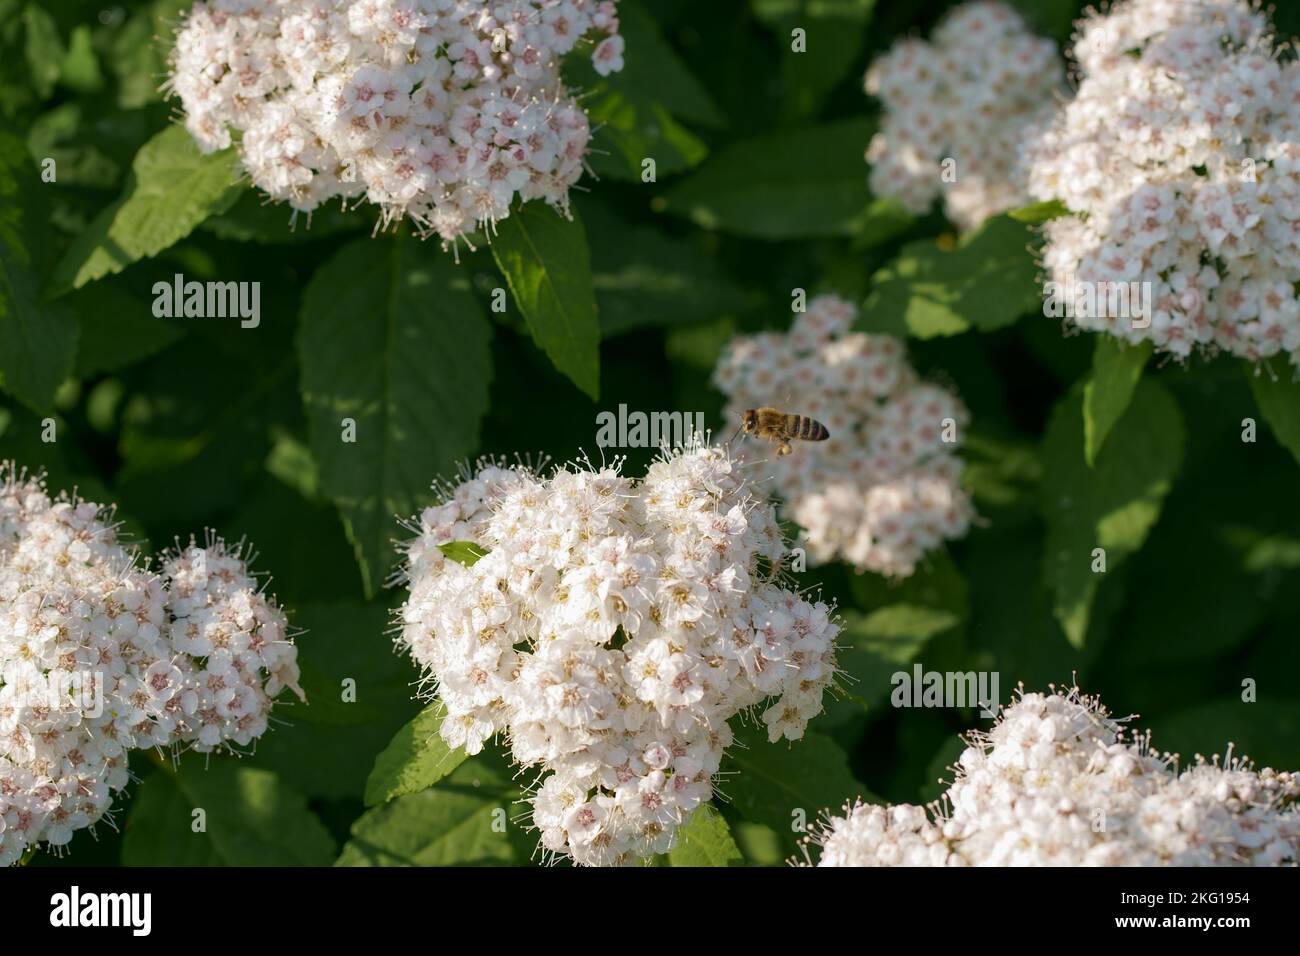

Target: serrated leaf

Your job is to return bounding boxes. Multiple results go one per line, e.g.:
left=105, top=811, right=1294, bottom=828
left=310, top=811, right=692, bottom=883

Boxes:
left=338, top=751, right=531, bottom=866
left=1246, top=357, right=1300, bottom=468
left=721, top=726, right=869, bottom=852
left=364, top=704, right=468, bottom=807
left=438, top=540, right=486, bottom=566
left=665, top=803, right=744, bottom=866
left=0, top=125, right=77, bottom=412
left=123, top=762, right=336, bottom=866
left=1041, top=379, right=1185, bottom=647
left=1084, top=337, right=1152, bottom=466
left=862, top=214, right=1040, bottom=338
left=53, top=124, right=244, bottom=290
left=300, top=235, right=493, bottom=596
left=1007, top=198, right=1070, bottom=224
left=491, top=202, right=599, bottom=399
left=663, top=119, right=880, bottom=240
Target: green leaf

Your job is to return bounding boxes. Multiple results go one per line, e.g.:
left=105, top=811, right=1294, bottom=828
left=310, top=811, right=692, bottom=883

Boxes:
left=1009, top=0, right=1078, bottom=41
left=1246, top=357, right=1300, bottom=468
left=721, top=725, right=869, bottom=852
left=1041, top=379, right=1186, bottom=647
left=663, top=119, right=881, bottom=240
left=241, top=601, right=418, bottom=801
left=841, top=552, right=970, bottom=710
left=565, top=0, right=721, bottom=181
left=1155, top=699, right=1300, bottom=771
left=338, top=751, right=531, bottom=866
left=110, top=0, right=191, bottom=109
left=1084, top=338, right=1152, bottom=466
left=1007, top=198, right=1070, bottom=224
left=438, top=540, right=486, bottom=566
left=70, top=281, right=183, bottom=376
left=491, top=202, right=599, bottom=399
left=752, top=0, right=876, bottom=121
left=364, top=704, right=468, bottom=807
left=0, top=125, right=78, bottom=412
left=665, top=804, right=744, bottom=866
left=123, top=762, right=336, bottom=866
left=203, top=188, right=369, bottom=244
left=300, top=235, right=493, bottom=596
left=862, top=214, right=1041, bottom=338
left=22, top=5, right=63, bottom=99
left=579, top=197, right=749, bottom=337
left=59, top=25, right=103, bottom=93
left=53, top=124, right=244, bottom=290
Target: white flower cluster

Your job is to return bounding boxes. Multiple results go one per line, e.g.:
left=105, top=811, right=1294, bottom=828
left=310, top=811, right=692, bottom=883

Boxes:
left=864, top=2, right=1062, bottom=231
left=168, top=0, right=623, bottom=241
left=0, top=467, right=302, bottom=866
left=712, top=294, right=973, bottom=578
left=1027, top=0, right=1300, bottom=364
left=807, top=686, right=1300, bottom=866
left=397, top=446, right=839, bottom=866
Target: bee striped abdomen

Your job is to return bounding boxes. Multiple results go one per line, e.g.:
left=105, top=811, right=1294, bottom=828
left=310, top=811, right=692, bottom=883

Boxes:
left=792, top=415, right=829, bottom=441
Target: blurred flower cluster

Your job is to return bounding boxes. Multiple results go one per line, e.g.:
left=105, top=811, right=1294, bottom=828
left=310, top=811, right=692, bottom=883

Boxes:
left=713, top=294, right=973, bottom=578
left=864, top=1, right=1062, bottom=231
left=169, top=0, right=623, bottom=242
left=807, top=686, right=1300, bottom=866
left=0, top=466, right=301, bottom=866
left=396, top=446, right=839, bottom=865
left=1028, top=0, right=1300, bottom=363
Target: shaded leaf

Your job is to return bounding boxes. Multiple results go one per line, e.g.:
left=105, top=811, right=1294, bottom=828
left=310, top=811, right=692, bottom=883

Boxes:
left=1245, top=357, right=1300, bottom=468
left=663, top=119, right=881, bottom=240
left=491, top=202, right=599, bottom=399
left=300, top=235, right=493, bottom=596
left=70, top=281, right=182, bottom=376
left=123, top=762, right=336, bottom=866
left=0, top=125, right=77, bottom=411
left=238, top=602, right=417, bottom=801
left=752, top=0, right=876, bottom=121
left=565, top=0, right=721, bottom=180
left=580, top=197, right=749, bottom=337
left=721, top=725, right=869, bottom=853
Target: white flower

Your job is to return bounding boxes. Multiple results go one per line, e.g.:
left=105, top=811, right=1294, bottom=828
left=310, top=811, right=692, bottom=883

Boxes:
left=805, top=686, right=1300, bottom=866
left=713, top=294, right=974, bottom=577
left=864, top=2, right=1063, bottom=231
left=1026, top=0, right=1300, bottom=366
left=396, top=446, right=840, bottom=865
left=0, top=465, right=300, bottom=866
left=167, top=0, right=625, bottom=244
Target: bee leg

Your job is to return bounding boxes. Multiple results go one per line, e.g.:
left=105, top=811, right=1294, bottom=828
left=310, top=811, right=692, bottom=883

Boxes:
left=777, top=442, right=791, bottom=456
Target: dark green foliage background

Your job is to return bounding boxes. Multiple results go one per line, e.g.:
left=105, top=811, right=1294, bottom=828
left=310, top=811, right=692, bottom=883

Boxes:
left=3, top=0, right=1300, bottom=866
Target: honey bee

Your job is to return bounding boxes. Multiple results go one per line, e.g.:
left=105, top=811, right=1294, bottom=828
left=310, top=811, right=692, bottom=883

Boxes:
left=736, top=407, right=830, bottom=456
